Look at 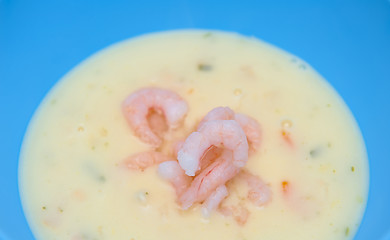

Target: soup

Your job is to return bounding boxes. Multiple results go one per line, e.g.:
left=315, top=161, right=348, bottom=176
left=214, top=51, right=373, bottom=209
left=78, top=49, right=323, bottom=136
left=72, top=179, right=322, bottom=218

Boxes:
left=19, top=30, right=368, bottom=240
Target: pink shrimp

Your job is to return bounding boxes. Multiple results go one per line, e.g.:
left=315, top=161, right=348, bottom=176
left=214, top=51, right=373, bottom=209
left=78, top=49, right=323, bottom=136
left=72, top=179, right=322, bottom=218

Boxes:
left=198, top=146, right=224, bottom=172
left=173, top=140, right=223, bottom=174
left=234, top=113, right=262, bottom=153
left=199, top=169, right=270, bottom=218
left=197, top=107, right=235, bottom=129
left=158, top=161, right=192, bottom=196
left=178, top=120, right=248, bottom=176
left=201, top=185, right=229, bottom=217
left=237, top=170, right=272, bottom=206
left=123, top=151, right=172, bottom=171
left=122, top=87, right=188, bottom=148
left=179, top=151, right=241, bottom=209
left=197, top=107, right=262, bottom=153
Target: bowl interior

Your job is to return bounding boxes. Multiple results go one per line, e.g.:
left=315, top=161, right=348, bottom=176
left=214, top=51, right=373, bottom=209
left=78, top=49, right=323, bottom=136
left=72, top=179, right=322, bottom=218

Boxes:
left=1, top=0, right=389, bottom=239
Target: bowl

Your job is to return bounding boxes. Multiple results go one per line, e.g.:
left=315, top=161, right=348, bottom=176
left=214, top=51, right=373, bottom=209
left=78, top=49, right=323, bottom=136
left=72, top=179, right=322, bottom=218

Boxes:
left=1, top=0, right=389, bottom=239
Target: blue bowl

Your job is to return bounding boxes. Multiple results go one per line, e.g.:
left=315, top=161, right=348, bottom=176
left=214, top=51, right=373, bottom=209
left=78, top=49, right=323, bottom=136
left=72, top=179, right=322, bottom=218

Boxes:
left=1, top=0, right=389, bottom=239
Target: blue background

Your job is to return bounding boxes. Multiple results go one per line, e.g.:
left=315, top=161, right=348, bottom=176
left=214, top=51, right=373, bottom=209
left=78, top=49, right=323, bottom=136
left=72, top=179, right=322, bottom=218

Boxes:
left=0, top=0, right=389, bottom=239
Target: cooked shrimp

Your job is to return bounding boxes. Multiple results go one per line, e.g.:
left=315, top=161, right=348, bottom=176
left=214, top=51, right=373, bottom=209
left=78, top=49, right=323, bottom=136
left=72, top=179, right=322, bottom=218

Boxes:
left=158, top=161, right=192, bottom=196
left=122, top=87, right=188, bottom=147
left=178, top=120, right=248, bottom=176
left=179, top=151, right=241, bottom=209
left=174, top=141, right=223, bottom=174
left=198, top=146, right=224, bottom=172
left=123, top=151, right=172, bottom=171
left=238, top=170, right=271, bottom=206
left=234, top=113, right=262, bottom=153
left=197, top=107, right=235, bottom=130
left=201, top=185, right=229, bottom=218
left=197, top=107, right=261, bottom=153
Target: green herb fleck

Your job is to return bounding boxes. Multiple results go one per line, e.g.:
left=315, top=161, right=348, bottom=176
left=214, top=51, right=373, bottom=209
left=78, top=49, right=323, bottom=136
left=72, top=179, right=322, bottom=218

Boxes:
left=327, top=142, right=332, bottom=148
left=351, top=166, right=355, bottom=172
left=299, top=64, right=307, bottom=70
left=98, top=175, right=106, bottom=183
left=309, top=148, right=321, bottom=158
left=145, top=191, right=149, bottom=195
left=345, top=227, right=350, bottom=236
left=91, top=146, right=96, bottom=150
left=203, top=32, right=213, bottom=38
left=50, top=99, right=57, bottom=105
left=326, top=103, right=332, bottom=108
left=42, top=206, right=46, bottom=210
left=58, top=207, right=64, bottom=213
left=198, top=63, right=213, bottom=72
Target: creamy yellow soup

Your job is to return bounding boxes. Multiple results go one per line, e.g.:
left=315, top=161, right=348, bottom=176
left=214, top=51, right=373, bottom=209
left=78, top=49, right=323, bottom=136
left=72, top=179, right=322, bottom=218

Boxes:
left=19, top=30, right=368, bottom=240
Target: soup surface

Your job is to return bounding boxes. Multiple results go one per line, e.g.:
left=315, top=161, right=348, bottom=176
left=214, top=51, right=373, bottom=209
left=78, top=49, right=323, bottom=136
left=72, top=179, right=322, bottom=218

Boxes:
left=19, top=30, right=368, bottom=240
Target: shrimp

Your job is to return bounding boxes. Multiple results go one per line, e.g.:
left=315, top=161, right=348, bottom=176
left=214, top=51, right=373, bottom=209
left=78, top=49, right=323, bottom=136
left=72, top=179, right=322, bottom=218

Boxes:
left=201, top=185, right=229, bottom=218
left=234, top=113, right=262, bottom=153
left=237, top=170, right=271, bottom=206
left=173, top=140, right=223, bottom=174
left=178, top=120, right=248, bottom=176
left=179, top=151, right=241, bottom=209
left=123, top=151, right=172, bottom=171
left=158, top=161, right=192, bottom=196
left=197, top=107, right=261, bottom=153
left=122, top=87, right=188, bottom=147
left=197, top=107, right=235, bottom=129
left=198, top=146, right=224, bottom=172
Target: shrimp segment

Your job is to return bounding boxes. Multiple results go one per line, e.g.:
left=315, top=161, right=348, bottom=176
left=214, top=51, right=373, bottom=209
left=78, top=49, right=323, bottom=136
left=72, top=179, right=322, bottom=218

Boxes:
left=197, top=107, right=262, bottom=153
left=197, top=107, right=235, bottom=130
left=234, top=113, right=262, bottom=153
left=124, top=151, right=172, bottom=171
left=199, top=146, right=224, bottom=172
left=201, top=185, right=229, bottom=217
left=158, top=161, right=192, bottom=196
left=179, top=151, right=241, bottom=209
left=177, top=132, right=211, bottom=176
left=178, top=120, right=248, bottom=176
left=122, top=87, right=188, bottom=147
left=174, top=141, right=223, bottom=175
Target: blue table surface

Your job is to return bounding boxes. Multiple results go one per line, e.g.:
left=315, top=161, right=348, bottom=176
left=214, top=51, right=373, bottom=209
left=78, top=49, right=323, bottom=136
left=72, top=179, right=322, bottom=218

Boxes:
left=0, top=0, right=389, bottom=239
